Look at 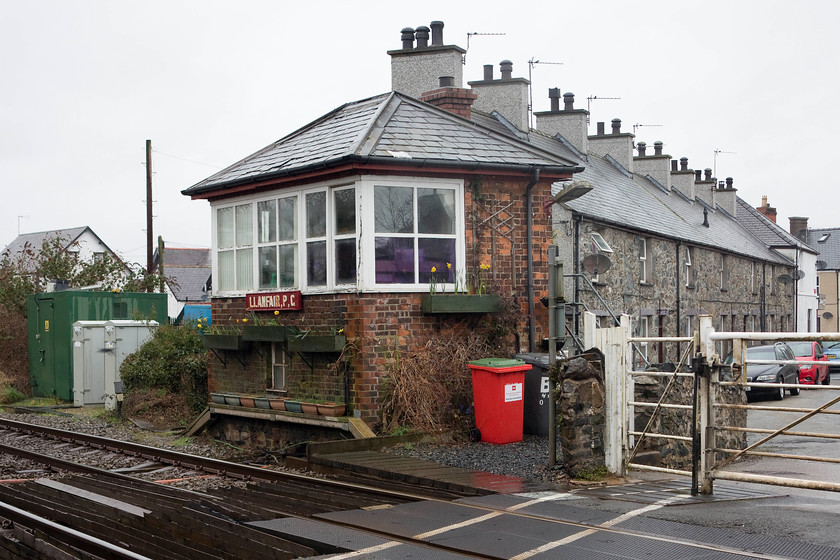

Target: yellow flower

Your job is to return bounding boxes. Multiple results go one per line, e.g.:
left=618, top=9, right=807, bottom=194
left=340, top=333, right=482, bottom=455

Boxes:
left=274, top=310, right=280, bottom=316
left=243, top=318, right=248, bottom=323
left=446, top=262, right=451, bottom=269
left=197, top=323, right=203, bottom=329
left=338, top=328, right=344, bottom=334
left=431, top=266, right=437, bottom=273
left=480, top=263, right=490, bottom=270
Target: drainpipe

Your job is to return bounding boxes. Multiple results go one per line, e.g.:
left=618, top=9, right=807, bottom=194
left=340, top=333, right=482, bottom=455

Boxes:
left=676, top=241, right=682, bottom=357
left=573, top=213, right=582, bottom=336
left=526, top=168, right=540, bottom=352
left=760, top=263, right=767, bottom=331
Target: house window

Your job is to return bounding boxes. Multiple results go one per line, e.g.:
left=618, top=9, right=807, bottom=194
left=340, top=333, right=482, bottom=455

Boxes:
left=637, top=316, right=649, bottom=363
left=769, top=266, right=775, bottom=295
left=217, top=203, right=254, bottom=292
left=684, top=246, right=694, bottom=287
left=685, top=315, right=692, bottom=337
left=591, top=232, right=613, bottom=253
left=719, top=254, right=730, bottom=291
left=271, top=343, right=286, bottom=389
left=211, top=177, right=463, bottom=296
left=639, top=238, right=650, bottom=284
left=374, top=184, right=457, bottom=285
left=817, top=275, right=821, bottom=297
left=750, top=261, right=758, bottom=294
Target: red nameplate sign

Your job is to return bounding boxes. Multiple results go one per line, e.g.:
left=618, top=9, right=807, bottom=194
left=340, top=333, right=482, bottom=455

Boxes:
left=246, top=291, right=302, bottom=311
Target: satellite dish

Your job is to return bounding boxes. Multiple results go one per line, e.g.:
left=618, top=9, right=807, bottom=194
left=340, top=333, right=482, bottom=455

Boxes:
left=797, top=269, right=806, bottom=279
left=583, top=253, right=612, bottom=275
left=776, top=274, right=792, bottom=285
left=823, top=312, right=834, bottom=320
left=817, top=260, right=828, bottom=270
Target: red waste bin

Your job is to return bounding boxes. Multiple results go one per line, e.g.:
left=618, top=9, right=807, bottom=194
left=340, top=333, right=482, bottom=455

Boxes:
left=468, top=358, right=532, bottom=444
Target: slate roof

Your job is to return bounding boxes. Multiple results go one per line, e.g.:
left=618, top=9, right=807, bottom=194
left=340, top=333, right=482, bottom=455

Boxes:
left=154, top=248, right=211, bottom=303
left=808, top=228, right=840, bottom=270
left=736, top=199, right=817, bottom=253
left=471, top=112, right=792, bottom=265
left=183, top=92, right=579, bottom=196
left=2, top=226, right=91, bottom=258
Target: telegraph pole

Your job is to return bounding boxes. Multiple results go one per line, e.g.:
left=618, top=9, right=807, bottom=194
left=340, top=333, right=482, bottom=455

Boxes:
left=146, top=139, right=154, bottom=281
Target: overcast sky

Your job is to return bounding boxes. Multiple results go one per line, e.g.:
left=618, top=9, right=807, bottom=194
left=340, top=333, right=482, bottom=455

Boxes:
left=2, top=1, right=838, bottom=265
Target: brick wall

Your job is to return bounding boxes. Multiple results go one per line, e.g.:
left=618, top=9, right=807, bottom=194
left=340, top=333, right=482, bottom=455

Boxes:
left=207, top=174, right=557, bottom=430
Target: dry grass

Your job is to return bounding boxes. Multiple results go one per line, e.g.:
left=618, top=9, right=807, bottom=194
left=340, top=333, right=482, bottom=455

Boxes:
left=380, top=298, right=522, bottom=436
left=0, top=306, right=30, bottom=397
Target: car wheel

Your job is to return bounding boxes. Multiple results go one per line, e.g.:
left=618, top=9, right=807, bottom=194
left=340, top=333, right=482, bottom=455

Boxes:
left=790, top=374, right=800, bottom=396
left=822, top=371, right=831, bottom=386
left=774, top=376, right=785, bottom=401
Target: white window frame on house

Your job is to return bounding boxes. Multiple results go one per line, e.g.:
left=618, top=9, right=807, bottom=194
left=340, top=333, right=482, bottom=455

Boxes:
left=684, top=246, right=693, bottom=287
left=719, top=253, right=730, bottom=291
left=639, top=238, right=649, bottom=284
left=271, top=343, right=286, bottom=389
left=210, top=176, right=465, bottom=297
left=685, top=314, right=692, bottom=337
left=637, top=315, right=649, bottom=362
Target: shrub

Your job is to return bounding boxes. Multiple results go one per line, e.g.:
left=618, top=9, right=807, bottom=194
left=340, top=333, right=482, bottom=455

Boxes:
left=119, top=324, right=207, bottom=413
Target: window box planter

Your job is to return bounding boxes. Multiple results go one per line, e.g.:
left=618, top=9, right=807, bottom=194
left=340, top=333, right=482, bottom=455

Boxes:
left=420, top=294, right=502, bottom=313
left=288, top=334, right=347, bottom=353
left=300, top=402, right=319, bottom=415
left=239, top=396, right=256, bottom=408
left=242, top=325, right=288, bottom=342
left=201, top=333, right=246, bottom=351
left=210, top=393, right=227, bottom=405
left=254, top=397, right=272, bottom=410
left=284, top=400, right=302, bottom=413
left=316, top=402, right=346, bottom=417
left=268, top=397, right=288, bottom=411
left=223, top=395, right=241, bottom=406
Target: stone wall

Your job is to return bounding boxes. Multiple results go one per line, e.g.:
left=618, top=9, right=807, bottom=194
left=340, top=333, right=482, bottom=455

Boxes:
left=557, top=350, right=606, bottom=477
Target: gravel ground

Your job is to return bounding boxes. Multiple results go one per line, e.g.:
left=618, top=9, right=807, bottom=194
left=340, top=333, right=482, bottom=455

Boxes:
left=385, top=435, right=567, bottom=484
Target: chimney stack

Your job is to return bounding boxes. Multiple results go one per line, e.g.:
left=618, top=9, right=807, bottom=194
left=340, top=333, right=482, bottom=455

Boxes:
left=420, top=77, right=477, bottom=119
left=756, top=195, right=777, bottom=223
left=589, top=117, right=634, bottom=172
left=789, top=216, right=809, bottom=241
left=534, top=89, right=589, bottom=153
left=634, top=139, right=671, bottom=189
left=714, top=176, right=737, bottom=217
left=389, top=21, right=465, bottom=98
left=670, top=156, right=695, bottom=201
left=695, top=168, right=716, bottom=209
left=469, top=59, right=530, bottom=131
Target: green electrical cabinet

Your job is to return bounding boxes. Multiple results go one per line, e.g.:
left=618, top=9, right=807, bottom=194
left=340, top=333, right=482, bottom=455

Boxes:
left=27, top=291, right=167, bottom=401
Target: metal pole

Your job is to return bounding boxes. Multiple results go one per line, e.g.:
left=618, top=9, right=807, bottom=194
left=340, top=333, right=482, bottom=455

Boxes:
left=146, top=139, right=154, bottom=280
left=547, top=245, right=564, bottom=468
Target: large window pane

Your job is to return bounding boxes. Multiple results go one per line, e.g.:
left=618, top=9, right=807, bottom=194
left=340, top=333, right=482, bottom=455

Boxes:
left=375, top=237, right=414, bottom=283
left=258, top=200, right=276, bottom=244
left=375, top=186, right=414, bottom=234
left=418, top=238, right=456, bottom=283
left=259, top=246, right=277, bottom=289
left=218, top=250, right=234, bottom=291
left=335, top=238, right=356, bottom=285
left=306, top=192, right=326, bottom=238
left=217, top=207, right=234, bottom=249
left=278, top=197, right=297, bottom=241
left=236, top=248, right=253, bottom=290
left=278, top=245, right=297, bottom=288
left=235, top=204, right=253, bottom=246
left=334, top=189, right=356, bottom=235
left=307, top=241, right=326, bottom=286
left=418, top=188, right=455, bottom=234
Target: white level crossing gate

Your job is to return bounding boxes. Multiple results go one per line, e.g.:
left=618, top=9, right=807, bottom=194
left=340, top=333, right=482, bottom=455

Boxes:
left=584, top=312, right=840, bottom=495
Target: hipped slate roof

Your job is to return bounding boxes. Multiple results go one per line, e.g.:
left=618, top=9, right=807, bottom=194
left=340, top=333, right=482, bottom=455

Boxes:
left=183, top=92, right=580, bottom=196
left=2, top=226, right=91, bottom=258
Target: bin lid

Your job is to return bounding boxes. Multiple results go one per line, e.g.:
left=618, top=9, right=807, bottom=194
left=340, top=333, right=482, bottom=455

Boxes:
left=468, top=358, right=527, bottom=368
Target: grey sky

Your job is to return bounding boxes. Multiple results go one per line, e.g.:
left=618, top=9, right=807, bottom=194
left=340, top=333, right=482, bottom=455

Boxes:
left=2, top=1, right=837, bottom=265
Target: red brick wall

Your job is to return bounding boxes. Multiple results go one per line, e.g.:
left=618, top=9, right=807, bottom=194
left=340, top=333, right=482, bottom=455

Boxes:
left=207, top=174, right=557, bottom=429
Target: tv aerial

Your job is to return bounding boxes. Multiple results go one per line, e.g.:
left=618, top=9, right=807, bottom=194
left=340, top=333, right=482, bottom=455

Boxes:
left=586, top=95, right=620, bottom=124
left=527, top=57, right=563, bottom=128
left=713, top=149, right=737, bottom=178
left=583, top=253, right=612, bottom=276
left=464, top=31, right=505, bottom=63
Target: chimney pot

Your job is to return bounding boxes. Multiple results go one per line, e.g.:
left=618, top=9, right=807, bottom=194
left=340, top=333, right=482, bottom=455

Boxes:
left=653, top=141, right=663, bottom=156
left=718, top=181, right=725, bottom=189
left=762, top=195, right=768, bottom=207
left=611, top=118, right=621, bottom=134
left=563, top=92, right=575, bottom=110
left=597, top=122, right=605, bottom=135
left=415, top=26, right=430, bottom=48
left=725, top=177, right=733, bottom=190
left=500, top=60, right=513, bottom=80
left=695, top=169, right=702, bottom=181
left=400, top=27, right=415, bottom=49
left=438, top=76, right=454, bottom=87
left=680, top=157, right=688, bottom=171
left=637, top=142, right=647, bottom=156
left=430, top=21, right=444, bottom=46
left=671, top=159, right=678, bottom=172
left=483, top=64, right=494, bottom=81
left=704, top=168, right=712, bottom=180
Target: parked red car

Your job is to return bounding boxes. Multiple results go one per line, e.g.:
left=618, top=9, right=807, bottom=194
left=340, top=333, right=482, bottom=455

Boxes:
left=787, top=341, right=829, bottom=385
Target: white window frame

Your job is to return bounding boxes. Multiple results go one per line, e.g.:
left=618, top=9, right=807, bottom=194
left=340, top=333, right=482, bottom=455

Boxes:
left=684, top=246, right=693, bottom=287
left=210, top=175, right=465, bottom=297
left=639, top=238, right=648, bottom=284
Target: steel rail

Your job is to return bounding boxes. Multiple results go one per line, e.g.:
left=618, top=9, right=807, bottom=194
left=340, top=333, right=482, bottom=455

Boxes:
left=718, top=426, right=840, bottom=440
left=0, top=418, right=435, bottom=503
left=715, top=402, right=840, bottom=415
left=713, top=446, right=840, bottom=464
